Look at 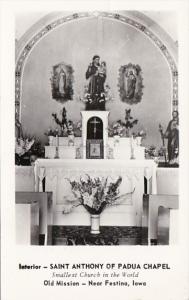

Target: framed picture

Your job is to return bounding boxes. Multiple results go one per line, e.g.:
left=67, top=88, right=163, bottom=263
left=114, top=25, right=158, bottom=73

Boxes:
left=86, top=140, right=104, bottom=159
left=50, top=62, right=74, bottom=103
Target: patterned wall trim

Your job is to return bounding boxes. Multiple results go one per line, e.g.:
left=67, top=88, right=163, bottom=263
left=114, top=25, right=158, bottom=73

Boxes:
left=15, top=11, right=178, bottom=118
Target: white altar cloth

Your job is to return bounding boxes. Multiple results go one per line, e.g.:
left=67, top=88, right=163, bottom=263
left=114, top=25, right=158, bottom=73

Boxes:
left=34, top=159, right=157, bottom=226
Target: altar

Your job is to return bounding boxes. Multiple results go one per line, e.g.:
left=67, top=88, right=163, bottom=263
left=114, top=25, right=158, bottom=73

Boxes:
left=44, top=110, right=145, bottom=160
left=34, top=159, right=157, bottom=227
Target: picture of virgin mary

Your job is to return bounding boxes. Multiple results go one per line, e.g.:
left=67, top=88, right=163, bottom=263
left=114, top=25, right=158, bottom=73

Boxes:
left=51, top=62, right=74, bottom=103
left=58, top=68, right=66, bottom=95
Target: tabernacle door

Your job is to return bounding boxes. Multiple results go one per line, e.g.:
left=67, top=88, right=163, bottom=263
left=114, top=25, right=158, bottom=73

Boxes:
left=86, top=117, right=104, bottom=159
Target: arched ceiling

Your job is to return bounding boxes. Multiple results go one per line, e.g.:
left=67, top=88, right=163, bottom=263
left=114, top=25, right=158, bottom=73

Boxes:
left=15, top=11, right=177, bottom=43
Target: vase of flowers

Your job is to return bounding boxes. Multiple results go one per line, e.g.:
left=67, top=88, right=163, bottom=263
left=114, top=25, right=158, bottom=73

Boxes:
left=111, top=121, right=124, bottom=146
left=62, top=174, right=127, bottom=234
left=133, top=130, right=146, bottom=146
left=45, top=128, right=56, bottom=145
left=67, top=120, right=75, bottom=146
left=49, top=136, right=54, bottom=146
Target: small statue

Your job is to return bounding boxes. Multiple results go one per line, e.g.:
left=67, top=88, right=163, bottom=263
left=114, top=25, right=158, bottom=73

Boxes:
left=162, top=111, right=179, bottom=165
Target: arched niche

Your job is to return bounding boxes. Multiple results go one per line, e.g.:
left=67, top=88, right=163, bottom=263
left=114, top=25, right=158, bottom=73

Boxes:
left=87, top=117, right=103, bottom=140
left=81, top=111, right=109, bottom=159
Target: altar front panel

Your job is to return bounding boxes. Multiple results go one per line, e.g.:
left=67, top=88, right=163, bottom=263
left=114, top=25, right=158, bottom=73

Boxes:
left=34, top=159, right=156, bottom=226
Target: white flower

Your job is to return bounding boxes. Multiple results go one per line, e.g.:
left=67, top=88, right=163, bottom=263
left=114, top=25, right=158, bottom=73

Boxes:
left=91, top=187, right=97, bottom=196
left=80, top=175, right=88, bottom=183
left=15, top=138, right=35, bottom=156
left=83, top=192, right=93, bottom=208
left=83, top=192, right=90, bottom=203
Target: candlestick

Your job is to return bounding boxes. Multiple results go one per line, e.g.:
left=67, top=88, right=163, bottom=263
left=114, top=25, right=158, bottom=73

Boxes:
left=54, top=134, right=59, bottom=159
left=130, top=135, right=135, bottom=160
left=56, top=134, right=59, bottom=147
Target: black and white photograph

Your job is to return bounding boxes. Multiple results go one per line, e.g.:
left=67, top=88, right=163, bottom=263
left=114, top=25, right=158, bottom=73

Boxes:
left=1, top=1, right=189, bottom=300
left=15, top=10, right=179, bottom=246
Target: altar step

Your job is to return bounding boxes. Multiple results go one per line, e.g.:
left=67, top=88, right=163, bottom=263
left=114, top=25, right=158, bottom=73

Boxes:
left=52, top=226, right=147, bottom=245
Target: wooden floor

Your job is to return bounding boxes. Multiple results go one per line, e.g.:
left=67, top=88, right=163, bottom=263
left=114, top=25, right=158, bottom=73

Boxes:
left=52, top=226, right=148, bottom=246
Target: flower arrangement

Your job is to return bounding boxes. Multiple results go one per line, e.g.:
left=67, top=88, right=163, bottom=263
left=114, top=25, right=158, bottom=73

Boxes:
left=15, top=137, right=35, bottom=157
left=109, top=120, right=125, bottom=137
left=51, top=107, right=75, bottom=136
left=135, top=129, right=146, bottom=138
left=124, top=109, right=138, bottom=136
left=44, top=128, right=59, bottom=137
left=29, top=138, right=45, bottom=157
left=15, top=136, right=35, bottom=165
left=145, top=145, right=166, bottom=160
left=45, top=107, right=80, bottom=138
left=62, top=175, right=127, bottom=215
left=15, top=135, right=45, bottom=165
left=132, top=130, right=146, bottom=144
left=108, top=109, right=141, bottom=138
left=81, top=84, right=113, bottom=104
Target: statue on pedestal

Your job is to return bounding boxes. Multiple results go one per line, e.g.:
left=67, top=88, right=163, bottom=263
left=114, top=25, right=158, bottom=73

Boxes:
left=159, top=110, right=179, bottom=165
left=85, top=55, right=107, bottom=110
left=164, top=111, right=179, bottom=164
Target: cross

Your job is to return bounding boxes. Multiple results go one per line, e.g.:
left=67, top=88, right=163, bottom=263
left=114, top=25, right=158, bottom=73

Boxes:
left=90, top=117, right=100, bottom=139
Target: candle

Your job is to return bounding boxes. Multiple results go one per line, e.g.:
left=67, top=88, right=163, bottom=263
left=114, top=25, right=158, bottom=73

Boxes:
left=130, top=135, right=135, bottom=160
left=56, top=135, right=59, bottom=147
left=55, top=129, right=59, bottom=147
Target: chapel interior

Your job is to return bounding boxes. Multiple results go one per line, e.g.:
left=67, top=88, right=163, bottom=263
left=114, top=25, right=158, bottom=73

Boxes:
left=15, top=11, right=179, bottom=246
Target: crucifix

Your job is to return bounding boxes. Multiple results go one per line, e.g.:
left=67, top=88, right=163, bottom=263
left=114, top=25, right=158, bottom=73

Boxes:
left=90, top=117, right=100, bottom=139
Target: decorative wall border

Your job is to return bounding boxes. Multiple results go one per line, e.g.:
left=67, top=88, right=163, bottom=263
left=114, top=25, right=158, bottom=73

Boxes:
left=15, top=11, right=178, bottom=118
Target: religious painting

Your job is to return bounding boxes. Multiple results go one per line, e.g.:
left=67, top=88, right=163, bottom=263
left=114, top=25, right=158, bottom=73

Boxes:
left=50, top=62, right=74, bottom=103
left=118, top=63, right=144, bottom=105
left=86, top=140, right=104, bottom=159
left=90, top=143, right=101, bottom=157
